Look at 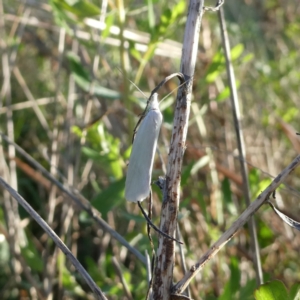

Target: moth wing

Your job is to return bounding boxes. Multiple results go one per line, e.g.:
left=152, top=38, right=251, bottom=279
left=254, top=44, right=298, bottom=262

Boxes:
left=125, top=109, right=162, bottom=202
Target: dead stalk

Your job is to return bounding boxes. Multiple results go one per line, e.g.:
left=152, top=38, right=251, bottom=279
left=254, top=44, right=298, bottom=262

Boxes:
left=218, top=7, right=263, bottom=284
left=151, top=1, right=204, bottom=299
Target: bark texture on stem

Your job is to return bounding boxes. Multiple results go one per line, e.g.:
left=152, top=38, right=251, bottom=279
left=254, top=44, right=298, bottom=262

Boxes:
left=151, top=1, right=204, bottom=299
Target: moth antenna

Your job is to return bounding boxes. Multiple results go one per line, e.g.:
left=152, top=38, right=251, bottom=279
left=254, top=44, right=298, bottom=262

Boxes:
left=117, top=67, right=148, bottom=100
left=159, top=78, right=191, bottom=104
left=128, top=78, right=148, bottom=100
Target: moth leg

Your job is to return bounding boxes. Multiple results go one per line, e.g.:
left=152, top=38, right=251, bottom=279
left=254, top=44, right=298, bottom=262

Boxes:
left=147, top=189, right=154, bottom=248
left=137, top=201, right=183, bottom=244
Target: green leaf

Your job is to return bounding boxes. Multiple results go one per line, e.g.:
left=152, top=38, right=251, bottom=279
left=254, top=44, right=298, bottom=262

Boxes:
left=82, top=146, right=123, bottom=179
left=50, top=0, right=75, bottom=32
left=248, top=168, right=261, bottom=196
left=67, top=52, right=90, bottom=81
left=21, top=239, right=44, bottom=272
left=205, top=51, right=225, bottom=83
left=242, top=53, right=254, bottom=63
left=102, top=14, right=114, bottom=39
left=67, top=52, right=121, bottom=98
left=91, top=178, right=126, bottom=217
left=239, top=278, right=256, bottom=300
left=147, top=0, right=155, bottom=30
left=53, top=0, right=100, bottom=19
left=205, top=44, right=244, bottom=83
left=181, top=161, right=195, bottom=186
left=218, top=257, right=240, bottom=300
left=230, top=43, right=244, bottom=61
left=222, top=177, right=236, bottom=215
left=129, top=41, right=142, bottom=61
left=281, top=107, right=299, bottom=123
left=215, top=80, right=240, bottom=102
left=257, top=219, right=274, bottom=248
left=254, top=280, right=289, bottom=300
left=290, top=283, right=300, bottom=300
left=152, top=0, right=185, bottom=41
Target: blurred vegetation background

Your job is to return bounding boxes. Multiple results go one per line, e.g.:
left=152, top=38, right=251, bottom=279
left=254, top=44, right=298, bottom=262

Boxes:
left=0, top=0, right=300, bottom=299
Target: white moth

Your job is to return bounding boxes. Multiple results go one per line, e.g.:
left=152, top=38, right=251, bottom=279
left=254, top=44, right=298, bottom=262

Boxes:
left=125, top=93, right=163, bottom=202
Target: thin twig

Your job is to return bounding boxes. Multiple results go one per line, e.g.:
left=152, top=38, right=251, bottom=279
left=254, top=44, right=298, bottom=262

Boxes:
left=0, top=95, right=66, bottom=114
left=171, top=155, right=300, bottom=295
left=218, top=7, right=263, bottom=285
left=176, top=224, right=191, bottom=298
left=145, top=250, right=153, bottom=300
left=12, top=67, right=51, bottom=137
left=0, top=176, right=108, bottom=300
left=43, top=26, right=66, bottom=298
left=112, top=256, right=133, bottom=300
left=0, top=0, right=27, bottom=282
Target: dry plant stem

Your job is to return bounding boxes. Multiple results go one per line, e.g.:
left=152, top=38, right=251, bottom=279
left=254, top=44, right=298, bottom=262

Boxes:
left=4, top=12, right=182, bottom=59
left=60, top=37, right=78, bottom=247
left=117, top=0, right=132, bottom=139
left=13, top=67, right=50, bottom=136
left=151, top=1, right=204, bottom=299
left=176, top=224, right=190, bottom=298
left=0, top=133, right=147, bottom=265
left=0, top=7, right=30, bottom=98
left=0, top=96, right=63, bottom=114
left=77, top=0, right=107, bottom=147
left=0, top=0, right=24, bottom=280
left=218, top=8, right=263, bottom=285
left=43, top=27, right=66, bottom=298
left=112, top=256, right=133, bottom=300
left=13, top=251, right=46, bottom=300
left=76, top=0, right=108, bottom=180
left=172, top=155, right=300, bottom=294
left=0, top=176, right=108, bottom=300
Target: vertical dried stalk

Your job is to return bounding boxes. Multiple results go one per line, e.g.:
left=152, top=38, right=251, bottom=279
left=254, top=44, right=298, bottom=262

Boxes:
left=218, top=8, right=263, bottom=285
left=0, top=0, right=27, bottom=281
left=151, top=1, right=204, bottom=299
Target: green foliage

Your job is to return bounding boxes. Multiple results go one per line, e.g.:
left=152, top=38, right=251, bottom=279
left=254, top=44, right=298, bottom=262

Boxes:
left=218, top=257, right=241, bottom=300
left=222, top=178, right=237, bottom=216
left=205, top=43, right=246, bottom=83
left=50, top=0, right=100, bottom=28
left=67, top=53, right=121, bottom=98
left=21, top=239, right=44, bottom=272
left=1, top=0, right=300, bottom=299
left=254, top=280, right=290, bottom=300
left=153, top=0, right=186, bottom=40
left=91, top=178, right=125, bottom=217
